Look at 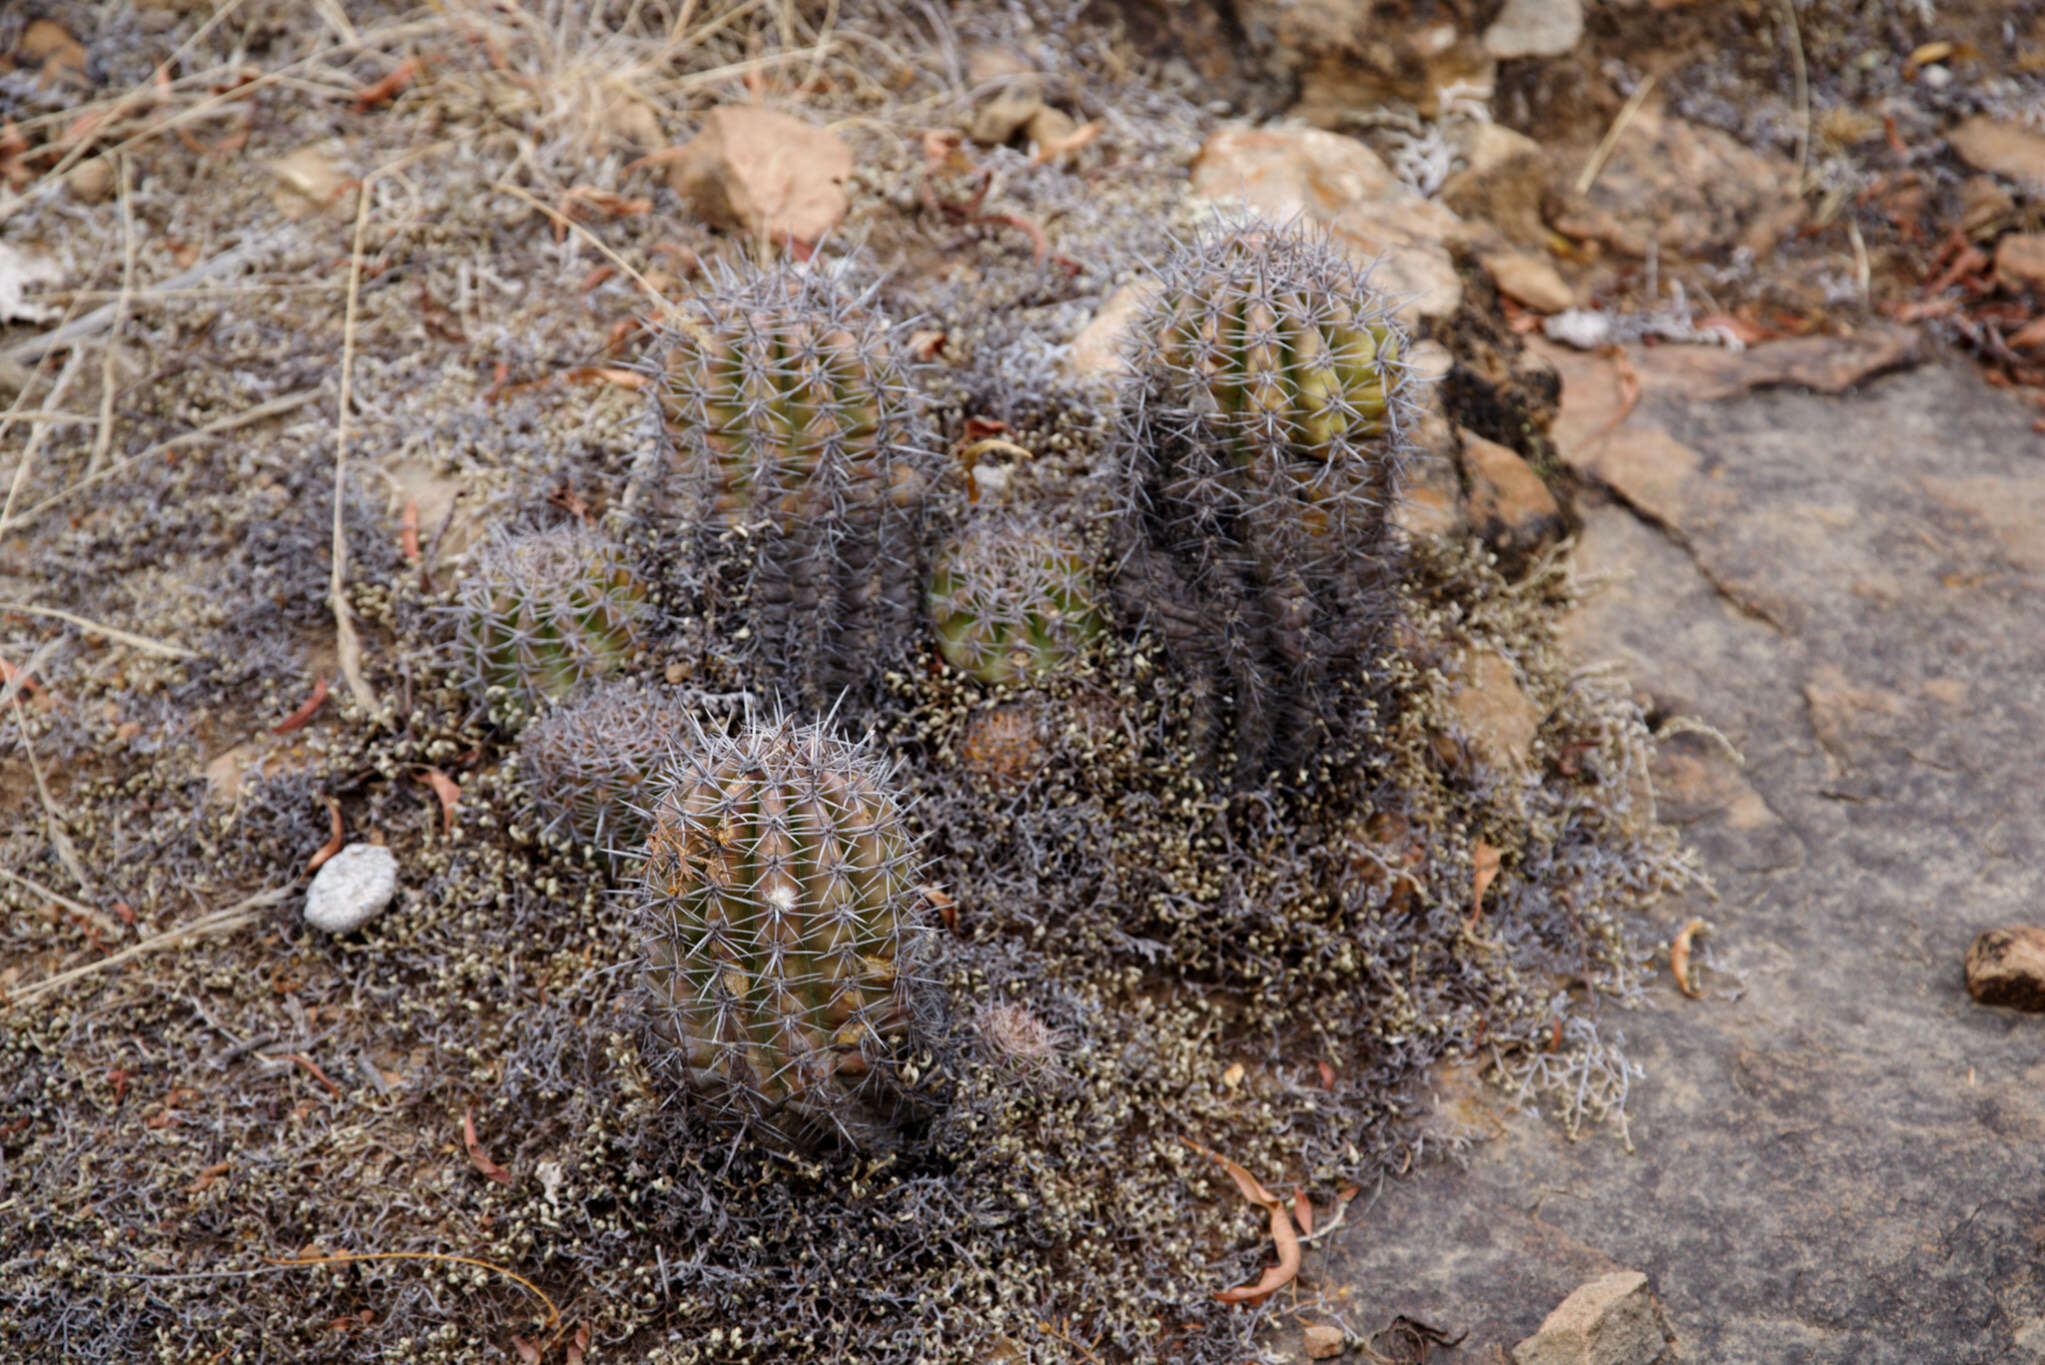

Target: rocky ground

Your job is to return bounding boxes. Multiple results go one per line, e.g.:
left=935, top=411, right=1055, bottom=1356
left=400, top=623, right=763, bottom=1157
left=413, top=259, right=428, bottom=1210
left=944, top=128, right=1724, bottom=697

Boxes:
left=3, top=0, right=2044, bottom=1362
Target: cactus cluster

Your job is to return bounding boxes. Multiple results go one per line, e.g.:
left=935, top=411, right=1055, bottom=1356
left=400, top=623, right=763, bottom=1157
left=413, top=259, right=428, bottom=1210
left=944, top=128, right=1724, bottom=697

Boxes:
left=517, top=681, right=696, bottom=859
left=633, top=715, right=932, bottom=1150
left=450, top=524, right=647, bottom=722
left=648, top=261, right=937, bottom=706
left=927, top=510, right=1105, bottom=687
left=1113, top=219, right=1418, bottom=783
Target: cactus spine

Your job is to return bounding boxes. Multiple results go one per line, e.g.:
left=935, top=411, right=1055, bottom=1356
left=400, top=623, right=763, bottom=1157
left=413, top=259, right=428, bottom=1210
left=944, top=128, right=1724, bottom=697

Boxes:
left=518, top=681, right=695, bottom=860
left=636, top=715, right=931, bottom=1149
left=648, top=261, right=936, bottom=707
left=451, top=524, right=647, bottom=722
left=1114, top=218, right=1418, bottom=784
left=927, top=511, right=1105, bottom=687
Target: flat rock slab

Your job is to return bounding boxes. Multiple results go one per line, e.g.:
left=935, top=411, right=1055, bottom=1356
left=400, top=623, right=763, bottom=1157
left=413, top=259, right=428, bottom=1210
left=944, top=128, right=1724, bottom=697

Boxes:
left=1325, top=354, right=2045, bottom=1362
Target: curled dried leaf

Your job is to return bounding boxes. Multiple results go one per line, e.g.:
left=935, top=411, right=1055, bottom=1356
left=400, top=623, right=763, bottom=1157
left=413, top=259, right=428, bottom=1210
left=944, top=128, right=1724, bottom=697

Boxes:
left=305, top=798, right=344, bottom=874
left=273, top=677, right=330, bottom=735
left=1215, top=1200, right=1302, bottom=1306
left=1671, top=916, right=1711, bottom=999
left=463, top=1105, right=515, bottom=1186
left=418, top=768, right=460, bottom=835
left=1466, top=839, right=1502, bottom=931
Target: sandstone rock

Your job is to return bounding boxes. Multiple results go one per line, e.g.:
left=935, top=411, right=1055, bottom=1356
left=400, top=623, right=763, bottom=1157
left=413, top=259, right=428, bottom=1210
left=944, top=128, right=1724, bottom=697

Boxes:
left=1236, top=1, right=1493, bottom=122
left=1949, top=116, right=2045, bottom=189
left=1482, top=248, right=1576, bottom=312
left=1512, top=1271, right=1674, bottom=1365
left=304, top=843, right=399, bottom=936
left=1995, top=233, right=2045, bottom=292
left=66, top=159, right=114, bottom=204
left=965, top=48, right=1044, bottom=146
left=1442, top=122, right=1548, bottom=246
left=1968, top=927, right=2045, bottom=1011
left=1191, top=125, right=1465, bottom=322
left=1302, top=1322, right=1346, bottom=1359
left=1920, top=472, right=2045, bottom=573
left=1458, top=427, right=1564, bottom=569
left=1550, top=103, right=1802, bottom=258
left=669, top=106, right=852, bottom=248
left=1483, top=0, right=1584, bottom=58
left=1442, top=646, right=1542, bottom=774
left=1065, top=281, right=1158, bottom=382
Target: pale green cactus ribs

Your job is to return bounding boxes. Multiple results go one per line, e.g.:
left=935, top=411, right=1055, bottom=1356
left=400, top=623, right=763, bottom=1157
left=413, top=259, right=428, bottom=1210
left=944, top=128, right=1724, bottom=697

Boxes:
left=927, top=509, right=1106, bottom=687
left=647, top=261, right=938, bottom=708
left=633, top=714, right=936, bottom=1150
left=449, top=524, right=647, bottom=725
left=1112, top=217, right=1420, bottom=786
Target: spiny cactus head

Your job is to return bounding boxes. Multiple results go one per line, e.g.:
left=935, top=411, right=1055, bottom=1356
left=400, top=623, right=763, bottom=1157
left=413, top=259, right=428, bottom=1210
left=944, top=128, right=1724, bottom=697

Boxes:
left=517, top=681, right=694, bottom=862
left=451, top=524, right=647, bottom=722
left=648, top=260, right=931, bottom=530
left=1126, top=216, right=1417, bottom=510
left=928, top=511, right=1105, bottom=688
left=633, top=714, right=933, bottom=1148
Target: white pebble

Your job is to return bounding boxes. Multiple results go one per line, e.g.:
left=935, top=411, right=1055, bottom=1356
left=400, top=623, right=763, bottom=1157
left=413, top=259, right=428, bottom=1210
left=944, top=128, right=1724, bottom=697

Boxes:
left=304, top=843, right=399, bottom=935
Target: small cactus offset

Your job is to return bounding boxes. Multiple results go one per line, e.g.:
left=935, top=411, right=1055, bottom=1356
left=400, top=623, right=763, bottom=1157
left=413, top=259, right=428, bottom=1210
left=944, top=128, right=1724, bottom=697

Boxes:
left=451, top=524, right=647, bottom=722
left=647, top=260, right=937, bottom=706
left=927, top=510, right=1105, bottom=687
left=517, top=681, right=695, bottom=860
left=635, top=715, right=935, bottom=1150
left=1114, top=218, right=1419, bottom=784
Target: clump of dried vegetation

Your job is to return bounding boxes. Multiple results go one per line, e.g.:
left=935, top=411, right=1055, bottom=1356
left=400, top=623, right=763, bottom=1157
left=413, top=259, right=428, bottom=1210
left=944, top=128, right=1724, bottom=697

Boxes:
left=0, top=2, right=1701, bottom=1361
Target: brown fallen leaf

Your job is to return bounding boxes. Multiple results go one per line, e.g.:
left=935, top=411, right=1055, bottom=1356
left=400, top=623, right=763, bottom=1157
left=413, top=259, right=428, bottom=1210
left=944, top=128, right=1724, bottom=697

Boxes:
left=1466, top=839, right=1502, bottom=932
left=920, top=884, right=957, bottom=933
left=1215, top=1200, right=1302, bottom=1307
left=1670, top=916, right=1710, bottom=999
left=463, top=1105, right=515, bottom=1186
left=1292, top=1189, right=1314, bottom=1236
left=418, top=768, right=460, bottom=835
left=273, top=676, right=330, bottom=735
left=1316, top=1059, right=1336, bottom=1090
left=400, top=500, right=421, bottom=563
left=566, top=1322, right=591, bottom=1365
left=187, top=1159, right=232, bottom=1194
left=1183, top=1137, right=1279, bottom=1207
left=510, top=1334, right=542, bottom=1365
left=306, top=798, right=344, bottom=874
left=352, top=57, right=420, bottom=113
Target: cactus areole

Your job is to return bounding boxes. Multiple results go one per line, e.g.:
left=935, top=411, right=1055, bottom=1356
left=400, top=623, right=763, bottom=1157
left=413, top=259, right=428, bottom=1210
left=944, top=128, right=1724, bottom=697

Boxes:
left=637, top=717, right=926, bottom=1144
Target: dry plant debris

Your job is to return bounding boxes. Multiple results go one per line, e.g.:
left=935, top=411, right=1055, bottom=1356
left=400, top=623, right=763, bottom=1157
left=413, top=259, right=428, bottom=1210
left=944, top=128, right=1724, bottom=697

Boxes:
left=0, top=2, right=1723, bottom=1362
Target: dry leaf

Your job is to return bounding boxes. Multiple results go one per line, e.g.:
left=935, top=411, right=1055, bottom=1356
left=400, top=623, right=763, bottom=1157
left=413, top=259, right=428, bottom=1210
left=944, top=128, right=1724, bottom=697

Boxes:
left=1183, top=1137, right=1279, bottom=1207
left=566, top=1323, right=591, bottom=1365
left=1466, top=840, right=1502, bottom=931
left=352, top=57, right=420, bottom=113
left=1292, top=1189, right=1314, bottom=1236
left=1670, top=917, right=1710, bottom=999
left=418, top=768, right=460, bottom=835
left=273, top=677, right=330, bottom=735
left=509, top=1334, right=542, bottom=1365
left=463, top=1105, right=515, bottom=1186
left=1215, top=1200, right=1302, bottom=1306
left=920, top=884, right=958, bottom=933
left=1316, top=1059, right=1336, bottom=1090
left=400, top=501, right=421, bottom=563
left=187, top=1159, right=232, bottom=1194
left=306, top=798, right=344, bottom=874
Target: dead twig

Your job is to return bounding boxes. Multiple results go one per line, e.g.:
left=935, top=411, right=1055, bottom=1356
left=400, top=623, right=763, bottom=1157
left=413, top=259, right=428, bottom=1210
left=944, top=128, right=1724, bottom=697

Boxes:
left=5, top=887, right=290, bottom=1010
left=1574, top=74, right=1658, bottom=197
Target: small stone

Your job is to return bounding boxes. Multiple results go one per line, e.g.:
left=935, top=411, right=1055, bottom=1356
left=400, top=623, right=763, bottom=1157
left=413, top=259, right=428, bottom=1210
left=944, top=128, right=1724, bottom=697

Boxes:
left=1512, top=1271, right=1674, bottom=1365
left=1994, top=233, right=2045, bottom=292
left=1965, top=927, right=2045, bottom=1011
left=1459, top=427, right=1565, bottom=571
left=304, top=843, right=399, bottom=936
left=1483, top=0, right=1585, bottom=59
left=1481, top=248, right=1576, bottom=313
left=1441, top=646, right=1542, bottom=775
left=669, top=106, right=853, bottom=248
left=1950, top=116, right=2045, bottom=189
left=967, top=76, right=1043, bottom=146
left=1303, top=1322, right=1346, bottom=1359
left=66, top=159, right=114, bottom=204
